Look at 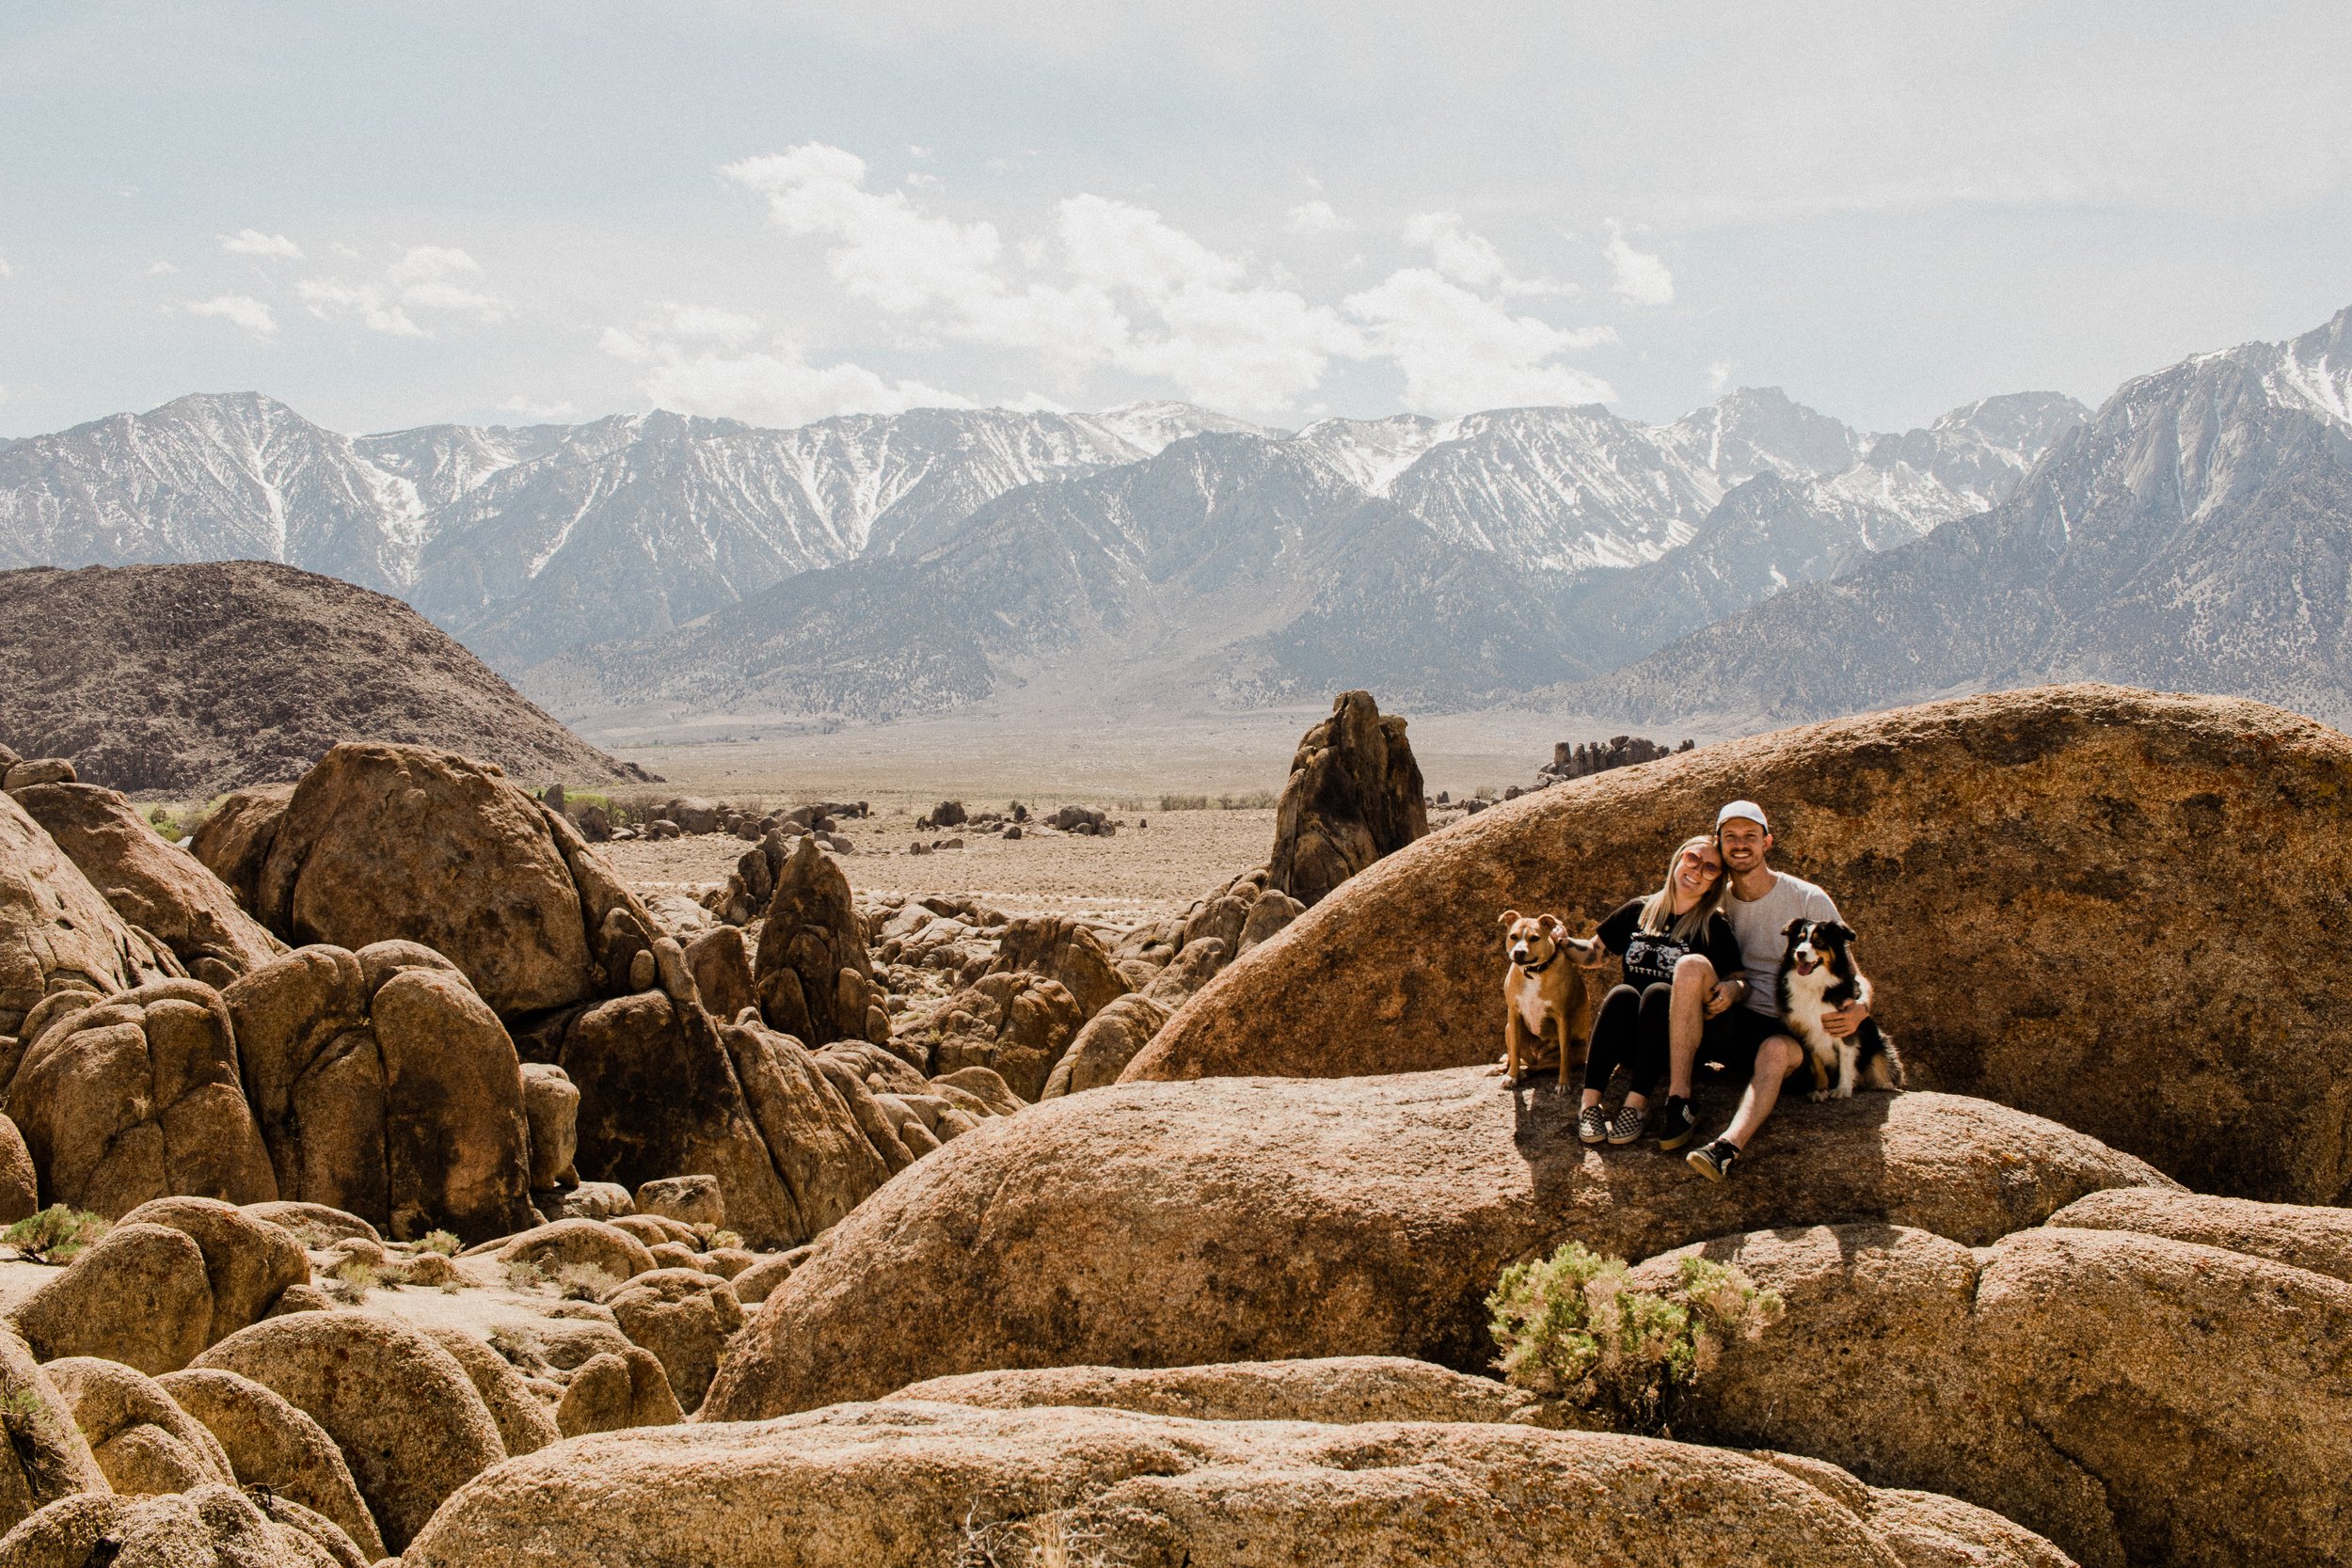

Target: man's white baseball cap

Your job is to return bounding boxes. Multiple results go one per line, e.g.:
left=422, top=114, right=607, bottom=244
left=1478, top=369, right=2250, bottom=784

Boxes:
left=1716, top=800, right=1770, bottom=831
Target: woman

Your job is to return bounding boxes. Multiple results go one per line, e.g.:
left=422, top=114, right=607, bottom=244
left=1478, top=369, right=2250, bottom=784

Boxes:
left=1572, top=835, right=1743, bottom=1147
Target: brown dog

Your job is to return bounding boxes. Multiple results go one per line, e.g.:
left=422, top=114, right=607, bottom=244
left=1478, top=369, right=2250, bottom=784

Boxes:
left=1498, top=911, right=1599, bottom=1090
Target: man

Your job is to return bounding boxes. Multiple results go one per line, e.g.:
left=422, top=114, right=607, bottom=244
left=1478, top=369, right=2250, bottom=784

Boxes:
left=1654, top=800, right=1869, bottom=1180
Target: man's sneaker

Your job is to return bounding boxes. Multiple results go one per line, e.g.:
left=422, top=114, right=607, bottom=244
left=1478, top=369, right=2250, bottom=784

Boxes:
left=1686, top=1139, right=1740, bottom=1182
left=1656, top=1097, right=1700, bottom=1151
left=1607, top=1104, right=1647, bottom=1145
left=1577, top=1105, right=1609, bottom=1145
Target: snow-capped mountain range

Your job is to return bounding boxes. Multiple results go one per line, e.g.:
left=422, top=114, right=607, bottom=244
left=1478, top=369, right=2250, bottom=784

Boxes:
left=0, top=383, right=2082, bottom=706
left=1575, top=306, right=2352, bottom=727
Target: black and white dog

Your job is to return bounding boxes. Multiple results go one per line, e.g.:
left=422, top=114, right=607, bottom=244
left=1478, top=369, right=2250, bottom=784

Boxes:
left=1776, top=918, right=1903, bottom=1101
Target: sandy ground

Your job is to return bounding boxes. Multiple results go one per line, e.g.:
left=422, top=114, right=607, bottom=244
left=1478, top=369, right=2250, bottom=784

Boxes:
left=604, top=804, right=1281, bottom=923
left=586, top=703, right=1663, bottom=808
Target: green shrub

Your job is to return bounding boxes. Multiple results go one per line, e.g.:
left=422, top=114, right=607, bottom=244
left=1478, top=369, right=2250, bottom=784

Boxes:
left=503, top=1259, right=549, bottom=1293
left=1486, top=1242, right=1781, bottom=1430
left=146, top=805, right=185, bottom=844
left=1216, top=788, right=1277, bottom=810
left=1156, top=793, right=1211, bottom=812
left=3, top=1205, right=110, bottom=1265
left=416, top=1229, right=460, bottom=1256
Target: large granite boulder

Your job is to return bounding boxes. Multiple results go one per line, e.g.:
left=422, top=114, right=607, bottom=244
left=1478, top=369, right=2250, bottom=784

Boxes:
left=0, top=1328, right=105, bottom=1538
left=191, top=1312, right=506, bottom=1553
left=42, top=1355, right=235, bottom=1496
left=986, top=915, right=1128, bottom=1022
left=0, top=790, right=175, bottom=1041
left=158, top=1366, right=387, bottom=1561
left=250, top=742, right=656, bottom=1018
left=403, top=1400, right=2068, bottom=1568
left=2045, top=1185, right=2352, bottom=1284
left=1266, top=689, right=1428, bottom=909
left=1040, top=993, right=1171, bottom=1099
left=523, top=938, right=893, bottom=1249
left=7, top=980, right=277, bottom=1215
left=887, top=1355, right=1546, bottom=1426
left=912, top=971, right=1084, bottom=1101
left=223, top=942, right=536, bottom=1243
left=1638, top=1221, right=2352, bottom=1568
left=185, top=784, right=294, bottom=912
left=13, top=782, right=283, bottom=987
left=1133, top=685, right=2352, bottom=1206
left=701, top=1066, right=2168, bottom=1420
left=752, top=837, right=884, bottom=1045
left=0, top=1484, right=348, bottom=1567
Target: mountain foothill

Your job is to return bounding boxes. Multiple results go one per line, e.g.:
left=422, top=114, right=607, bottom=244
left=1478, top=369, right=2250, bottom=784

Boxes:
left=5, top=304, right=2351, bottom=738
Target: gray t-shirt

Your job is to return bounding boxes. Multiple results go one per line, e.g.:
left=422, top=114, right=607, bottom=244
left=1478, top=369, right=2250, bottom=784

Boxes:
left=1724, top=870, right=1842, bottom=1015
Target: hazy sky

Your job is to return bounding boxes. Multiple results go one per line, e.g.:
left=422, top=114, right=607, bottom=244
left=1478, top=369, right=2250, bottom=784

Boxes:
left=4, top=2, right=2348, bottom=438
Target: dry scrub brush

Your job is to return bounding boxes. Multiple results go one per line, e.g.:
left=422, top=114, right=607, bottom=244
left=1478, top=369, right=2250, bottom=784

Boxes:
left=2, top=1206, right=109, bottom=1264
left=1487, top=1242, right=1781, bottom=1432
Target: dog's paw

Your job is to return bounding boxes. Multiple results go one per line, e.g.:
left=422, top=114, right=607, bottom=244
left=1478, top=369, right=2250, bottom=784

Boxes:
left=1831, top=1084, right=1855, bottom=1100
left=1809, top=1088, right=1833, bottom=1102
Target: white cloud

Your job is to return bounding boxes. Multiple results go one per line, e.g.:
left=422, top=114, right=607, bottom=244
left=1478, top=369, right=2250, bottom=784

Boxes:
left=146, top=260, right=177, bottom=276
left=1285, top=199, right=1353, bottom=236
left=183, top=293, right=278, bottom=340
left=1344, top=268, right=1613, bottom=414
left=1707, top=359, right=1736, bottom=395
left=219, top=229, right=302, bottom=261
left=298, top=277, right=421, bottom=337
left=298, top=245, right=509, bottom=336
left=1403, top=212, right=1565, bottom=296
left=1604, top=220, right=1675, bottom=307
left=0, top=256, right=13, bottom=279
left=601, top=298, right=971, bottom=426
left=717, top=143, right=1616, bottom=417
left=641, top=345, right=971, bottom=428
left=499, top=395, right=578, bottom=420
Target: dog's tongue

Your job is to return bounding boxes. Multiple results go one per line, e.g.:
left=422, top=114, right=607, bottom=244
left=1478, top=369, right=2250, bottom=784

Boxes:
left=1795, top=958, right=1817, bottom=975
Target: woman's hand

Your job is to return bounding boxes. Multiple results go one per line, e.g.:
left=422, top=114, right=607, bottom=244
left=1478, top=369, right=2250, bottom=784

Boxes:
left=1705, top=979, right=1740, bottom=1018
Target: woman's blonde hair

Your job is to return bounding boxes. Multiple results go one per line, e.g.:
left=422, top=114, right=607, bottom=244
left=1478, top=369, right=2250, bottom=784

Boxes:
left=1638, top=834, right=1726, bottom=942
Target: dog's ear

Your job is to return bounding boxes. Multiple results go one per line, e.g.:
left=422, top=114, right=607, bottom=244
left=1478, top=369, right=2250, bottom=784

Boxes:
left=1826, top=922, right=1855, bottom=943
left=1536, top=913, right=1563, bottom=933
left=1498, top=909, right=1520, bottom=929
left=1781, top=917, right=1807, bottom=938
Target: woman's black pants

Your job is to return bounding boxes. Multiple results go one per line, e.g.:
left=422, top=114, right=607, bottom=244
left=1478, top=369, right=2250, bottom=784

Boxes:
left=1583, top=981, right=1672, bottom=1098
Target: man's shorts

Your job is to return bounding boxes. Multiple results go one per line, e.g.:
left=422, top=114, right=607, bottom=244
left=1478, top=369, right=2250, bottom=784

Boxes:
left=1699, top=1006, right=1802, bottom=1081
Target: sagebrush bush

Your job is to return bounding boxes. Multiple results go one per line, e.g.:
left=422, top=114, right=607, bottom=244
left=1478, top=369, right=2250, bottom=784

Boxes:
left=555, top=1262, right=623, bottom=1302
left=328, top=1259, right=378, bottom=1304
left=1216, top=788, right=1277, bottom=810
left=1156, top=793, right=1211, bottom=812
left=417, top=1228, right=460, bottom=1256
left=1486, top=1242, right=1781, bottom=1430
left=3, top=1205, right=110, bottom=1264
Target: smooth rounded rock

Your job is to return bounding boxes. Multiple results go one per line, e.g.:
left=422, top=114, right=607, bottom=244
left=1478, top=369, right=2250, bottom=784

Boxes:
left=10, top=1221, right=213, bottom=1374
left=402, top=1401, right=2058, bottom=1568
left=1133, top=685, right=2352, bottom=1206
left=157, top=1366, right=387, bottom=1562
left=703, top=1069, right=2168, bottom=1421
left=189, top=1311, right=506, bottom=1552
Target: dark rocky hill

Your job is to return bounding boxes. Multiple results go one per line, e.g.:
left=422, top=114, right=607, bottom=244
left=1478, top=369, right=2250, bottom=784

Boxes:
left=0, top=561, right=652, bottom=797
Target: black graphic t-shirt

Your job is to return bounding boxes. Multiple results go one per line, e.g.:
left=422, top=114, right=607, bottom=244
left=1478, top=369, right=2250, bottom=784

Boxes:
left=1594, top=897, right=1743, bottom=990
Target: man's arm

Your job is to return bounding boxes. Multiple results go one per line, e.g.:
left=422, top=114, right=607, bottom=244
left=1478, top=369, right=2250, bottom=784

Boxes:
left=1813, top=887, right=1871, bottom=1037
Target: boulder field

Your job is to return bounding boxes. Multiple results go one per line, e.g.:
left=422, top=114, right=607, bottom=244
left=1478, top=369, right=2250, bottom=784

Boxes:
left=1129, top=684, right=2352, bottom=1206
left=701, top=1066, right=2167, bottom=1418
